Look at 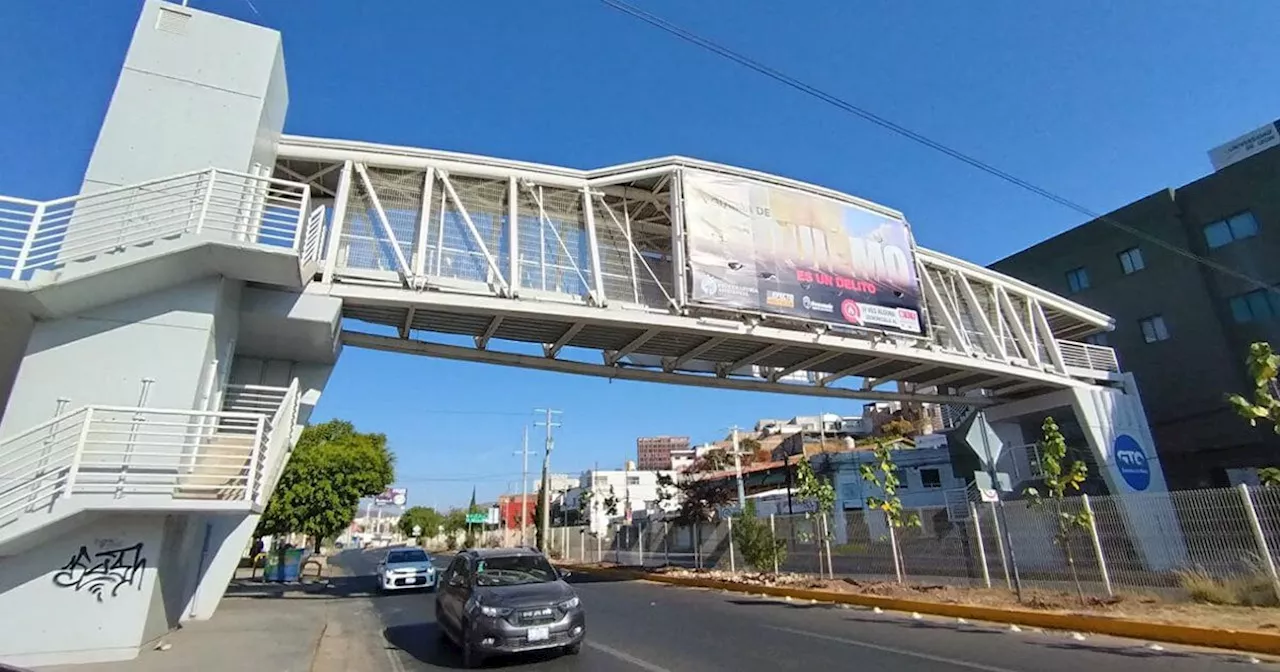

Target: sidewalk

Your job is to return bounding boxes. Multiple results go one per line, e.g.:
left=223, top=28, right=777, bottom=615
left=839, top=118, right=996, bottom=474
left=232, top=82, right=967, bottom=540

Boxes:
left=40, top=565, right=387, bottom=672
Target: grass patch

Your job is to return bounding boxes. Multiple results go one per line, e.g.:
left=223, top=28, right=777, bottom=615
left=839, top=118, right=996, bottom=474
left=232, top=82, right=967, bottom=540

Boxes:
left=1176, top=561, right=1279, bottom=607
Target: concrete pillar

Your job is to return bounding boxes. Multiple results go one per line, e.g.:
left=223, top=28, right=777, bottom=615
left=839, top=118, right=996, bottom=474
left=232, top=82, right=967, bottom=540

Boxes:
left=184, top=514, right=259, bottom=621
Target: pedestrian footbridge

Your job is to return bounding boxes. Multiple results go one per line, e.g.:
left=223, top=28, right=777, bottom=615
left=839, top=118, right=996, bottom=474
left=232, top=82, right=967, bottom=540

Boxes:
left=0, top=0, right=1176, bottom=667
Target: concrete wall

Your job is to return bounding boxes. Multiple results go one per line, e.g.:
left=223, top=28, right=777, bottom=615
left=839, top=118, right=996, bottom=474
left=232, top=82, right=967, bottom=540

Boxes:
left=0, top=512, right=168, bottom=667
left=0, top=278, right=241, bottom=439
left=81, top=0, right=286, bottom=195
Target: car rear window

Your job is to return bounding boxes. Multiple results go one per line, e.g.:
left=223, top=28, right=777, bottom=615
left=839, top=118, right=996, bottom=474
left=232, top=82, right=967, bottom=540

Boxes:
left=387, top=549, right=428, bottom=564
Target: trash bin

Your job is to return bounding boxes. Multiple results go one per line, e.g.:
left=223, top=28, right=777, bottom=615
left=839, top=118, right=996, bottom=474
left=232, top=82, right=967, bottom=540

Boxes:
left=263, top=548, right=308, bottom=582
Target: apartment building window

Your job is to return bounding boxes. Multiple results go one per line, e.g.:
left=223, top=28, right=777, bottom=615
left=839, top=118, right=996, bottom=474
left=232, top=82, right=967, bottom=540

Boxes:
left=1204, top=211, right=1259, bottom=249
left=1118, top=247, right=1145, bottom=274
left=1139, top=315, right=1170, bottom=343
left=920, top=468, right=942, bottom=489
left=1065, top=267, right=1090, bottom=294
left=1228, top=289, right=1280, bottom=323
left=626, top=476, right=641, bottom=485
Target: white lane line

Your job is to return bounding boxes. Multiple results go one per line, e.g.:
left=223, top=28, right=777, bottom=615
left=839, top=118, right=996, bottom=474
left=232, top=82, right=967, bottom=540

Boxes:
left=383, top=647, right=408, bottom=672
left=586, top=640, right=676, bottom=672
left=765, top=625, right=1021, bottom=672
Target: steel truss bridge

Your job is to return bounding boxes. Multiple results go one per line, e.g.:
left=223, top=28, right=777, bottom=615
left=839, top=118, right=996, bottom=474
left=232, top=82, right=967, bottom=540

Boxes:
left=276, top=135, right=1121, bottom=407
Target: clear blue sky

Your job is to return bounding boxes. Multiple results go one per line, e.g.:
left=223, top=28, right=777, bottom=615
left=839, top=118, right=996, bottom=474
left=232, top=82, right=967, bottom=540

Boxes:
left=3, top=0, right=1279, bottom=509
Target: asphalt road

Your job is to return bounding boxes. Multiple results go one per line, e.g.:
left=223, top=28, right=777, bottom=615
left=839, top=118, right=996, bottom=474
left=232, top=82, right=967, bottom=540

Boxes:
left=335, top=549, right=1272, bottom=671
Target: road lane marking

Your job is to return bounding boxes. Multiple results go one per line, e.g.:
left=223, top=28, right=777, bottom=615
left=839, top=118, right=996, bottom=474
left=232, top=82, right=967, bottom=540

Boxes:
left=765, top=625, right=1021, bottom=672
left=383, top=647, right=408, bottom=672
left=586, top=640, right=676, bottom=672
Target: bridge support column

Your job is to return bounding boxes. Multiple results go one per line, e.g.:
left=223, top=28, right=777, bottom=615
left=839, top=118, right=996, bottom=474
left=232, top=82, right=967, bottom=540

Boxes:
left=184, top=513, right=260, bottom=621
left=985, top=374, right=1188, bottom=571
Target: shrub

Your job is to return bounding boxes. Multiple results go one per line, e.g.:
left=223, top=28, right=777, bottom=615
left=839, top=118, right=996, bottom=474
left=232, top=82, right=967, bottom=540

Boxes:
left=1176, top=559, right=1278, bottom=607
left=732, top=501, right=787, bottom=574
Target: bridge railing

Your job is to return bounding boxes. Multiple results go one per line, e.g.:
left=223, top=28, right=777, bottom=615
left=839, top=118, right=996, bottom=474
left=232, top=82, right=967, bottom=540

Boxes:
left=0, top=168, right=315, bottom=281
left=0, top=404, right=287, bottom=532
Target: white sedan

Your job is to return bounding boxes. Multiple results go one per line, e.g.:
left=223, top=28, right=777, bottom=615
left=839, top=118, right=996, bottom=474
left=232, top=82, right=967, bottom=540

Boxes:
left=376, top=547, right=437, bottom=592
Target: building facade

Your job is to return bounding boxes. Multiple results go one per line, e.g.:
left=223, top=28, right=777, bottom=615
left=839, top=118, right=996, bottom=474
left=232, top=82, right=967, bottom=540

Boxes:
left=636, top=435, right=690, bottom=470
left=991, top=143, right=1280, bottom=489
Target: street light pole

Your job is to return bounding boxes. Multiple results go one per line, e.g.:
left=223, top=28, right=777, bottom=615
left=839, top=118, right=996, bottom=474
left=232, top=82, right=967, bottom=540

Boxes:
left=534, top=408, right=562, bottom=553
left=976, top=409, right=1023, bottom=601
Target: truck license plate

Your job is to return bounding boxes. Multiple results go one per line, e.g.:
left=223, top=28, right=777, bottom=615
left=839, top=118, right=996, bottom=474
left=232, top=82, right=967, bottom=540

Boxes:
left=527, top=626, right=550, bottom=642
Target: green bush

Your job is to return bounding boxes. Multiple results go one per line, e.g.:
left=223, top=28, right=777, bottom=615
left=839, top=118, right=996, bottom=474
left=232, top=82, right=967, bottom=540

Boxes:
left=732, top=501, right=787, bottom=574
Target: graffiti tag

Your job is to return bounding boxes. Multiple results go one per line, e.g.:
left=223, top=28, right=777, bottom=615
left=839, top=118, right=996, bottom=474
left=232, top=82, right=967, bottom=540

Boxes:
left=52, top=542, right=147, bottom=602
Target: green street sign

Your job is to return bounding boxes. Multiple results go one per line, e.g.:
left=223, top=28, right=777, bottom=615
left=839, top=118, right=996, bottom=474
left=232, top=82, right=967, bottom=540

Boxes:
left=465, top=513, right=487, bottom=524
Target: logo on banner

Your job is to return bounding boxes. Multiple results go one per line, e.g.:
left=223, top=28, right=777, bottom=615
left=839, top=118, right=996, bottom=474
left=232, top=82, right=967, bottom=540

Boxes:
left=766, top=291, right=794, bottom=308
left=802, top=296, right=834, bottom=313
left=840, top=300, right=862, bottom=325
left=1113, top=434, right=1150, bottom=491
left=699, top=277, right=719, bottom=297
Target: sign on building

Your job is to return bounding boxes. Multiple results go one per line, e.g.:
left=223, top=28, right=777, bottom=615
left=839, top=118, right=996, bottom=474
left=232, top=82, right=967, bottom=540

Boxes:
left=682, top=169, right=925, bottom=337
left=1209, top=120, right=1280, bottom=171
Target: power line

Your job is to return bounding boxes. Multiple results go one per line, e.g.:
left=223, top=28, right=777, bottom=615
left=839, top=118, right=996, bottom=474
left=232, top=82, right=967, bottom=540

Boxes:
left=597, top=0, right=1278, bottom=298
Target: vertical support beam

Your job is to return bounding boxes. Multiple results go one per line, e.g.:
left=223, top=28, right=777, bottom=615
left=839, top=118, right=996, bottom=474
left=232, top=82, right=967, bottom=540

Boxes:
left=582, top=186, right=607, bottom=306
left=413, top=167, right=435, bottom=283
left=434, top=186, right=447, bottom=277
left=669, top=169, right=687, bottom=310
left=624, top=197, right=640, bottom=303
left=322, top=161, right=353, bottom=284
left=508, top=176, right=520, bottom=297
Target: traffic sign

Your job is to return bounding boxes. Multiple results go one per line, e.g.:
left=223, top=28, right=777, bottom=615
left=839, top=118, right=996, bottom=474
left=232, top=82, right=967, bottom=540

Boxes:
left=465, top=513, right=487, bottom=524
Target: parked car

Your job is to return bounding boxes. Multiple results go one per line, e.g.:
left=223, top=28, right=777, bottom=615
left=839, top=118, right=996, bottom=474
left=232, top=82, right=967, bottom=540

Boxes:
left=434, top=548, right=584, bottom=668
left=376, top=547, right=437, bottom=592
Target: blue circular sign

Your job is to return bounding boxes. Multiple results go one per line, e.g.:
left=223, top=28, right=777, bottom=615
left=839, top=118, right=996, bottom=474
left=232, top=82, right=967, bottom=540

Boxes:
left=1113, top=434, right=1150, bottom=491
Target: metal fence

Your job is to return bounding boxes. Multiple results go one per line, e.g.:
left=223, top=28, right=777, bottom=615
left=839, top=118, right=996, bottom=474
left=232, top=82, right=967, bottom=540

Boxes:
left=547, top=484, right=1280, bottom=602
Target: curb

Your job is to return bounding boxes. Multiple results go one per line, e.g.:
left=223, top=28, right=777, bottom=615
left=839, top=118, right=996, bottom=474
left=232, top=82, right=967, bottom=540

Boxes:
left=563, top=564, right=1280, bottom=656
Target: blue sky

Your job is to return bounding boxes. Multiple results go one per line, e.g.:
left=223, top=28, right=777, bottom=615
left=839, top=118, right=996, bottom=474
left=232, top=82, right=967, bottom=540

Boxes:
left=3, top=0, right=1280, bottom=509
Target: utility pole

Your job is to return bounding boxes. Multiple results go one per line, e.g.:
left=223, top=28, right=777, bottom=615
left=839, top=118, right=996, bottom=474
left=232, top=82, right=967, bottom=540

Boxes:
left=730, top=426, right=746, bottom=510
left=534, top=408, right=562, bottom=553
left=515, top=426, right=531, bottom=547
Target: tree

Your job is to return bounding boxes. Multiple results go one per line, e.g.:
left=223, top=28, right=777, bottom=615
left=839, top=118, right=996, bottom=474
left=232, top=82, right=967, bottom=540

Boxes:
left=1024, top=416, right=1090, bottom=604
left=731, top=500, right=787, bottom=574
left=465, top=488, right=480, bottom=548
left=879, top=417, right=918, bottom=439
left=398, top=506, right=443, bottom=541
left=533, top=481, right=547, bottom=550
left=257, top=419, right=395, bottom=552
left=694, top=448, right=731, bottom=472
left=441, top=508, right=467, bottom=550
left=739, top=437, right=762, bottom=454
left=1228, top=342, right=1280, bottom=486
left=795, top=456, right=836, bottom=578
left=859, top=442, right=920, bottom=583
left=674, top=478, right=733, bottom=524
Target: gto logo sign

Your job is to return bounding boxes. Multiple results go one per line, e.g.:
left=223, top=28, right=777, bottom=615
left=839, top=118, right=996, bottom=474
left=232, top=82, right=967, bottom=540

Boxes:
left=1113, top=434, right=1150, bottom=491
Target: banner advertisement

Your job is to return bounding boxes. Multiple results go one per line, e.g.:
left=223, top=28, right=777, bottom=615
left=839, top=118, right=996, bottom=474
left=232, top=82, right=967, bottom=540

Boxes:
left=682, top=169, right=925, bottom=336
left=374, top=487, right=407, bottom=507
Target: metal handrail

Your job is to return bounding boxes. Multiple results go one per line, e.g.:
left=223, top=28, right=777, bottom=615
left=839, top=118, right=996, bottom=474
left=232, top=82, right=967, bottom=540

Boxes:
left=0, top=400, right=295, bottom=529
left=0, top=168, right=318, bottom=281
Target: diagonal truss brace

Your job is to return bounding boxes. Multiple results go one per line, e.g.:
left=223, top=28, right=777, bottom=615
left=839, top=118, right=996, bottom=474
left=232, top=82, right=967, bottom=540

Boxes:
left=438, top=170, right=511, bottom=296
left=354, top=163, right=414, bottom=283
left=593, top=193, right=680, bottom=312
left=523, top=181, right=598, bottom=305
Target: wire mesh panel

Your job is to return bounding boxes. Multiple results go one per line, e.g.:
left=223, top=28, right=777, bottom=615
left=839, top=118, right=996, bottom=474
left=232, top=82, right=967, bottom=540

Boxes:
left=515, top=184, right=592, bottom=299
left=341, top=167, right=420, bottom=273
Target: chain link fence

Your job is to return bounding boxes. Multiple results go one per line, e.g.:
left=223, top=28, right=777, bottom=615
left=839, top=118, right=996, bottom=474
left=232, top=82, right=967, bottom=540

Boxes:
left=547, top=485, right=1280, bottom=603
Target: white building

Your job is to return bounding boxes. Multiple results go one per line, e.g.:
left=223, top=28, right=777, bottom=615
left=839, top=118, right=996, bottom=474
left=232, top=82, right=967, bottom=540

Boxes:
left=564, top=468, right=678, bottom=534
left=827, top=445, right=965, bottom=543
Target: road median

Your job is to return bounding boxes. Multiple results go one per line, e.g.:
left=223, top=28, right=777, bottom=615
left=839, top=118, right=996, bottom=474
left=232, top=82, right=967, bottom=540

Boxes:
left=561, top=564, right=1280, bottom=656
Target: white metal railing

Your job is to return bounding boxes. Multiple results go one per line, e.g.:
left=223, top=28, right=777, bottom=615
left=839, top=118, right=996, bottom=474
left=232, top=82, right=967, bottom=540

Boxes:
left=1059, top=340, right=1120, bottom=373
left=0, top=404, right=286, bottom=529
left=300, top=205, right=326, bottom=266
left=0, top=168, right=316, bottom=281
left=255, top=378, right=301, bottom=506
